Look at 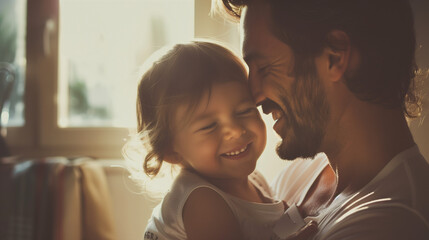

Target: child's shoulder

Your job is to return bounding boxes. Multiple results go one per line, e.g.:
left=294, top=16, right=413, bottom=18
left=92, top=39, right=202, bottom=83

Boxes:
left=170, top=169, right=214, bottom=193
left=162, top=169, right=219, bottom=208
left=248, top=170, right=275, bottom=198
left=145, top=170, right=215, bottom=239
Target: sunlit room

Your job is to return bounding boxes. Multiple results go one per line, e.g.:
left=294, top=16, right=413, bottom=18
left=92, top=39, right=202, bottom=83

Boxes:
left=1, top=0, right=428, bottom=239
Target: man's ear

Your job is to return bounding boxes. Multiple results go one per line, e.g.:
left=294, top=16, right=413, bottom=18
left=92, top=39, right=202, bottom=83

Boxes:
left=325, top=30, right=351, bottom=82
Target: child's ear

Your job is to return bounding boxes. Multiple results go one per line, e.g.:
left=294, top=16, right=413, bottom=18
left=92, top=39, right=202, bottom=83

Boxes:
left=163, top=151, right=183, bottom=165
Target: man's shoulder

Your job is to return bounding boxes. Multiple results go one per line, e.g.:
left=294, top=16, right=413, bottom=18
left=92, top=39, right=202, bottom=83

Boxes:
left=315, top=150, right=429, bottom=239
left=339, top=151, right=429, bottom=219
left=371, top=150, right=429, bottom=213
left=316, top=201, right=429, bottom=240
left=347, top=148, right=429, bottom=213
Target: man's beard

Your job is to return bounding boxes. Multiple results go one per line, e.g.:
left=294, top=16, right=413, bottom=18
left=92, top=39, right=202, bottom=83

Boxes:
left=276, top=67, right=330, bottom=161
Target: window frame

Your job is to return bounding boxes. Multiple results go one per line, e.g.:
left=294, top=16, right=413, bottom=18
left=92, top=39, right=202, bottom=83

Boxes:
left=6, top=0, right=240, bottom=158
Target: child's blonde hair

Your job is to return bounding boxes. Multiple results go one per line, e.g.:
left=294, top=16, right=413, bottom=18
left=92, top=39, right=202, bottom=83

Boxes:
left=130, top=40, right=248, bottom=179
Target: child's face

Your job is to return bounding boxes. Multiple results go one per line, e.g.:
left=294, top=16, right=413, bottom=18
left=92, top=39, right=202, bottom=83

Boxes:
left=171, top=81, right=267, bottom=181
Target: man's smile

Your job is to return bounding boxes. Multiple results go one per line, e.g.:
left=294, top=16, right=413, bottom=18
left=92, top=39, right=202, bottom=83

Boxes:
left=260, top=98, right=286, bottom=135
left=260, top=99, right=285, bottom=120
left=272, top=110, right=283, bottom=122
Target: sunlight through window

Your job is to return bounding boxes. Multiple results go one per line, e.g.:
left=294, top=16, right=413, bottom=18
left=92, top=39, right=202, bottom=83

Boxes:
left=58, top=0, right=194, bottom=128
left=0, top=0, right=26, bottom=127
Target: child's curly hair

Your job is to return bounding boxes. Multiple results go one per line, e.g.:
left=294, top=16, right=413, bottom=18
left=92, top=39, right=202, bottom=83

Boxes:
left=131, top=40, right=248, bottom=178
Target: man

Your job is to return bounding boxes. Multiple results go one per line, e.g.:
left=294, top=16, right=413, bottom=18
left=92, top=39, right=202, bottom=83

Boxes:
left=215, top=0, right=429, bottom=239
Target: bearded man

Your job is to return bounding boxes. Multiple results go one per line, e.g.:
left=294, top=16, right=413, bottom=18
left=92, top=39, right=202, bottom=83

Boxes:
left=215, top=0, right=429, bottom=239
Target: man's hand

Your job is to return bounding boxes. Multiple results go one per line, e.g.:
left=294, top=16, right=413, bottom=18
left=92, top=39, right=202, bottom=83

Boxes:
left=285, top=221, right=318, bottom=240
left=273, top=203, right=317, bottom=240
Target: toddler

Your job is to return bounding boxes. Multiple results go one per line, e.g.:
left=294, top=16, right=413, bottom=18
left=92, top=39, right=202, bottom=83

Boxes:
left=127, top=41, right=301, bottom=240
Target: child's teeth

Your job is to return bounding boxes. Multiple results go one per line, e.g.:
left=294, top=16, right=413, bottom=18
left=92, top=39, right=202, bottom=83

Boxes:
left=226, top=145, right=247, bottom=156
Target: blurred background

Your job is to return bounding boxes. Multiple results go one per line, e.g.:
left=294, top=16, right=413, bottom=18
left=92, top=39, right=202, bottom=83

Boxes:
left=0, top=0, right=428, bottom=239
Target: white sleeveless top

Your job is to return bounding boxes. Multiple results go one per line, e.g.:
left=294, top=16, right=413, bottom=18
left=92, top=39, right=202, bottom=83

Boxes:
left=144, top=169, right=285, bottom=240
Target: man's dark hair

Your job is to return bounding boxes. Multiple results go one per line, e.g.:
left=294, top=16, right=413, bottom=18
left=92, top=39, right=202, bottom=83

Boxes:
left=216, top=0, right=421, bottom=117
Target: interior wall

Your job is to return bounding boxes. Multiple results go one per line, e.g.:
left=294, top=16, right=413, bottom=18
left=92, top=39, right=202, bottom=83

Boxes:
left=409, top=0, right=429, bottom=162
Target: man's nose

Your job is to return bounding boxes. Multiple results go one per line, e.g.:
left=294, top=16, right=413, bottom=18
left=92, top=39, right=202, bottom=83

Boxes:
left=248, top=70, right=265, bottom=105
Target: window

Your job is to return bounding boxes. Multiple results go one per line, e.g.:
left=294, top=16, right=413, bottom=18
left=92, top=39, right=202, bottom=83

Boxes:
left=5, top=0, right=241, bottom=158
left=1, top=0, right=29, bottom=149
left=58, top=0, right=195, bottom=128
left=0, top=0, right=26, bottom=128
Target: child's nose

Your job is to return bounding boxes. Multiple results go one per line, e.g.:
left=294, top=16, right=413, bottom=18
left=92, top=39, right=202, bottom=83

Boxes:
left=223, top=122, right=246, bottom=140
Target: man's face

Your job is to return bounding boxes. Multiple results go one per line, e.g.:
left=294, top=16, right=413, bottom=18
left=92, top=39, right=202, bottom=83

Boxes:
left=241, top=3, right=330, bottom=160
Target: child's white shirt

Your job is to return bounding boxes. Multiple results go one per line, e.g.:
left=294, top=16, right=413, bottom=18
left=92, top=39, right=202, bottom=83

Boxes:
left=144, top=169, right=284, bottom=240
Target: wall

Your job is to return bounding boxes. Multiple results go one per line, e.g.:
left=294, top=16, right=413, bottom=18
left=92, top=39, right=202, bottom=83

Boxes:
left=103, top=160, right=160, bottom=240
left=409, top=0, right=429, bottom=162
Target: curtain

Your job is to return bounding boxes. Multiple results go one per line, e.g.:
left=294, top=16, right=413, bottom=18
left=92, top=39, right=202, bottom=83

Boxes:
left=0, top=157, right=118, bottom=240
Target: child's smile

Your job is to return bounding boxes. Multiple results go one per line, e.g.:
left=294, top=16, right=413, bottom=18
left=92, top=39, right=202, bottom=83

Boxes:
left=222, top=143, right=250, bottom=157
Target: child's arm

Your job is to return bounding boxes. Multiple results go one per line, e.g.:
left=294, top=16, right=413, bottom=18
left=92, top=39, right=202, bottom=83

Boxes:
left=183, top=187, right=244, bottom=240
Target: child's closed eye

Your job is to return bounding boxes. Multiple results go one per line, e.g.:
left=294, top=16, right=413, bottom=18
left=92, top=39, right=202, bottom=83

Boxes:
left=237, top=107, right=256, bottom=116
left=198, top=122, right=217, bottom=132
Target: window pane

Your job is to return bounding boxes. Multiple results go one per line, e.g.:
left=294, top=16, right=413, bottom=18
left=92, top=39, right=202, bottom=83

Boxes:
left=58, top=0, right=194, bottom=127
left=0, top=0, right=26, bottom=127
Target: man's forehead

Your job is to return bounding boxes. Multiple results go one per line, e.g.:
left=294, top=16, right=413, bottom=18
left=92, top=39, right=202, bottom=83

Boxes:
left=241, top=3, right=273, bottom=62
left=241, top=1, right=271, bottom=32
